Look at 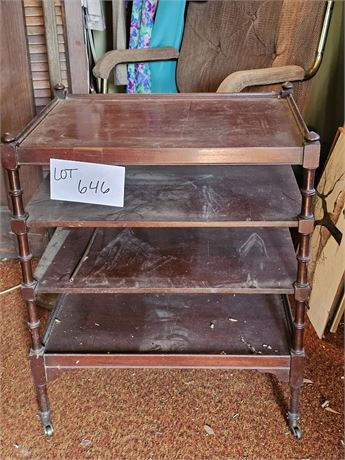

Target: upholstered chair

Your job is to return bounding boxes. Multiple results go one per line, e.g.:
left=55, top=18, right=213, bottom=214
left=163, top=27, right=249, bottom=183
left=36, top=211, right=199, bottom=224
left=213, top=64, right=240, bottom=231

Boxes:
left=93, top=0, right=333, bottom=113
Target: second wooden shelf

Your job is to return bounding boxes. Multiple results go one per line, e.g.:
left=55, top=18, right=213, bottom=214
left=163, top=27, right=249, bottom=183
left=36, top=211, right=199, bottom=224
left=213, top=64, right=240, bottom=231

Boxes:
left=27, top=166, right=301, bottom=228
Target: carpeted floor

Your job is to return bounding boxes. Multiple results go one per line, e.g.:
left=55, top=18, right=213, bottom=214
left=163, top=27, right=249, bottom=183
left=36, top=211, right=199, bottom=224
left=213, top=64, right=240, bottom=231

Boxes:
left=0, top=259, right=343, bottom=460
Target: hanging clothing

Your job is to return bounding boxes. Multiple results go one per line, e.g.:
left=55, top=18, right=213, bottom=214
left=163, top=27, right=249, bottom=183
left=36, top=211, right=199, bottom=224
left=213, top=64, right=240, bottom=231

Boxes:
left=127, top=0, right=158, bottom=93
left=112, top=0, right=127, bottom=86
left=150, top=0, right=187, bottom=93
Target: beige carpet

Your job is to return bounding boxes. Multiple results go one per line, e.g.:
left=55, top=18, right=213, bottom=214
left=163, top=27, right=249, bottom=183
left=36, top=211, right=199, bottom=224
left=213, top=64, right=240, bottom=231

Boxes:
left=0, top=259, right=343, bottom=460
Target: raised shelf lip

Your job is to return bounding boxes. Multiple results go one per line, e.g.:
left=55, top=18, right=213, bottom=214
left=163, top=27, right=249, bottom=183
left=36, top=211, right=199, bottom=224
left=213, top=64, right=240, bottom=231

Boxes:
left=36, top=286, right=295, bottom=295
left=7, top=97, right=61, bottom=146
left=286, top=94, right=310, bottom=140
left=66, top=91, right=281, bottom=101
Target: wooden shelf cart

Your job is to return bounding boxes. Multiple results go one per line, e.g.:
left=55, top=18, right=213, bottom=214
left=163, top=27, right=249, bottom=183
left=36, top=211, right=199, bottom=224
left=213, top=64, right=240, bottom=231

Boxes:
left=1, top=85, right=320, bottom=438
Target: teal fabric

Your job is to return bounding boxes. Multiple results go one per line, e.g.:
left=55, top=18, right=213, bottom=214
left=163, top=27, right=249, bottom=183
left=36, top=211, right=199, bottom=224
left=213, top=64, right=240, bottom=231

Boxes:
left=149, top=0, right=187, bottom=93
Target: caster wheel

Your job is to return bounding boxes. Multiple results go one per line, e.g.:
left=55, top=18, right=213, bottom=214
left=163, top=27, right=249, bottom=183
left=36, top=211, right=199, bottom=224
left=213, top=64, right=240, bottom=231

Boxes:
left=290, top=425, right=302, bottom=440
left=44, top=424, right=54, bottom=436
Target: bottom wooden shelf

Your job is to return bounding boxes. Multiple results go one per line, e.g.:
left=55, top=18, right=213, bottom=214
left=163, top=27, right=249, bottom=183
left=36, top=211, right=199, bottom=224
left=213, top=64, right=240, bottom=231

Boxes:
left=43, top=294, right=292, bottom=377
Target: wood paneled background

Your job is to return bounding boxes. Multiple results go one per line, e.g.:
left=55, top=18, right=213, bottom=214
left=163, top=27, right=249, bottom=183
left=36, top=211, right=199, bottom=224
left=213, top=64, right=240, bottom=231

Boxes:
left=1, top=0, right=89, bottom=255
left=0, top=0, right=69, bottom=255
left=24, top=0, right=69, bottom=112
left=1, top=0, right=38, bottom=212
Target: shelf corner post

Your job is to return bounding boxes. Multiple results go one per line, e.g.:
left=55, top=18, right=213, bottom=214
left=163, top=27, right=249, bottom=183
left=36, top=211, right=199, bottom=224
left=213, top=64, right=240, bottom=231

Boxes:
left=289, top=133, right=320, bottom=439
left=2, top=135, right=54, bottom=436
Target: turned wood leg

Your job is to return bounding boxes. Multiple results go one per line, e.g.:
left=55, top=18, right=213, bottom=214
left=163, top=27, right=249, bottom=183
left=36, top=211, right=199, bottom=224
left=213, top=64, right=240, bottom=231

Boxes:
left=289, top=167, right=316, bottom=439
left=6, top=167, right=54, bottom=436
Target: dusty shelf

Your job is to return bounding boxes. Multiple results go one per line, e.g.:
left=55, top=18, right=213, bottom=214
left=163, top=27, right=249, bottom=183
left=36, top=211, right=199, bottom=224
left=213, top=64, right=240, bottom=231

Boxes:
left=16, top=93, right=305, bottom=166
left=35, top=227, right=297, bottom=294
left=27, top=166, right=301, bottom=228
left=43, top=293, right=291, bottom=358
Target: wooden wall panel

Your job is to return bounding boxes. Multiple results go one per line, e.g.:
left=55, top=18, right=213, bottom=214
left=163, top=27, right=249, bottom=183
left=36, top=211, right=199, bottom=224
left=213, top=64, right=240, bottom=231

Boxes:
left=308, top=130, right=345, bottom=337
left=0, top=0, right=45, bottom=255
left=0, top=2, right=35, bottom=136
left=23, top=0, right=69, bottom=113
left=64, top=0, right=89, bottom=94
left=0, top=0, right=40, bottom=206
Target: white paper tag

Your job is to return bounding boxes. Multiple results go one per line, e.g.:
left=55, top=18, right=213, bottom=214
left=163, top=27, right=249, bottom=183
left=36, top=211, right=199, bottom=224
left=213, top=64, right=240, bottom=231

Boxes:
left=50, top=159, right=125, bottom=207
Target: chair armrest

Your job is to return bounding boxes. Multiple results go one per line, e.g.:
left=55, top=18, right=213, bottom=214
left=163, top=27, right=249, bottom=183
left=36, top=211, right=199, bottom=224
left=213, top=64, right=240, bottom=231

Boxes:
left=93, top=47, right=179, bottom=80
left=216, top=65, right=305, bottom=93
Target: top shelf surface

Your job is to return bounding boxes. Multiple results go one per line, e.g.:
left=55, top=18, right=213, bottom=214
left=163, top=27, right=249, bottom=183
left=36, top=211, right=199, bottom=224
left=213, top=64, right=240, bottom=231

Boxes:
left=15, top=93, right=306, bottom=166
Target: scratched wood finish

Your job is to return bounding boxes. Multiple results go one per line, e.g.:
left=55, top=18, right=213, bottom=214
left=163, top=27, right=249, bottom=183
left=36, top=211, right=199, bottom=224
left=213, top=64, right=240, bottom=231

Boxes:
left=35, top=227, right=296, bottom=294
left=27, top=165, right=301, bottom=228
left=43, top=293, right=291, bottom=356
left=16, top=94, right=305, bottom=165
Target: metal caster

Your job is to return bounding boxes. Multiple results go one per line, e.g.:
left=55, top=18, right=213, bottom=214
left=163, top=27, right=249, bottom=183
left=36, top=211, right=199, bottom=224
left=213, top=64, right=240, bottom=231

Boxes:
left=39, top=410, right=54, bottom=436
left=44, top=423, right=54, bottom=436
left=290, top=424, right=302, bottom=440
left=287, top=411, right=302, bottom=440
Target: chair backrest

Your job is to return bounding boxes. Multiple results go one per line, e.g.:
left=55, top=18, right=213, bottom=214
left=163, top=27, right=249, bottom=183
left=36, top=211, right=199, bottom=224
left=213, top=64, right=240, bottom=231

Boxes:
left=177, top=0, right=326, bottom=112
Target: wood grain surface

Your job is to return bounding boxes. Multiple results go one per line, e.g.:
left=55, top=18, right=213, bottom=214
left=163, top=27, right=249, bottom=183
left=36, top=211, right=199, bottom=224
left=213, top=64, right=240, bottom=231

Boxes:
left=43, top=293, right=291, bottom=357
left=17, top=93, right=305, bottom=165
left=27, top=165, right=301, bottom=228
left=35, top=227, right=297, bottom=294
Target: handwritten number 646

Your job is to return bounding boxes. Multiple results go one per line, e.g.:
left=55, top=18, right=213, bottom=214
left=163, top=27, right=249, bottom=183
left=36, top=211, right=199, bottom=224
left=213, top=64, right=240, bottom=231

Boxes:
left=78, top=180, right=110, bottom=195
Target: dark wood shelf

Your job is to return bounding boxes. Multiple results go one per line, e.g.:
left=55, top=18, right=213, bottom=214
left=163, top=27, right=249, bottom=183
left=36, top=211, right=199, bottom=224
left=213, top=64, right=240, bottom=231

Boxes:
left=43, top=293, right=291, bottom=357
left=35, top=227, right=297, bottom=294
left=3, top=90, right=319, bottom=435
left=27, top=166, right=301, bottom=228
left=15, top=93, right=306, bottom=165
